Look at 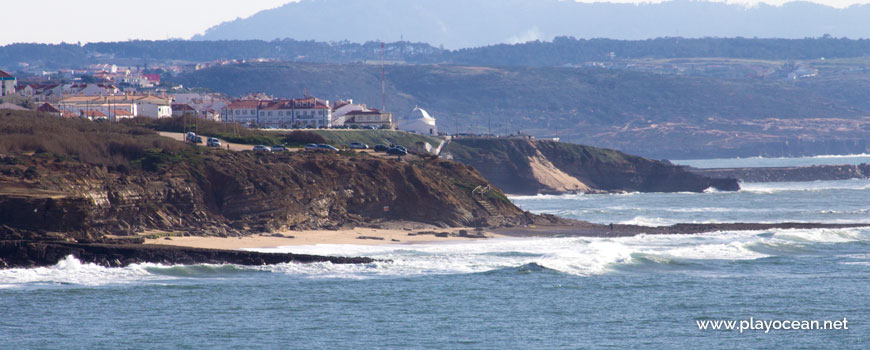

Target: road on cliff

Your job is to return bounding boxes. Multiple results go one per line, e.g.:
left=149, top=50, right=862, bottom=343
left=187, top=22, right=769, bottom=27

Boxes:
left=158, top=131, right=404, bottom=159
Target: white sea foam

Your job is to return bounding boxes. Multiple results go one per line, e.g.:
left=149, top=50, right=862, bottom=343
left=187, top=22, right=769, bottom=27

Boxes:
left=0, top=255, right=158, bottom=287
left=250, top=227, right=869, bottom=278
left=739, top=179, right=870, bottom=194
left=3, top=227, right=868, bottom=285
left=618, top=216, right=682, bottom=227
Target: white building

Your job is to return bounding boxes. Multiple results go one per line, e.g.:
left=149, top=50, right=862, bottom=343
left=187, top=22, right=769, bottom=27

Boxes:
left=221, top=96, right=333, bottom=128
left=331, top=99, right=365, bottom=126
left=343, top=109, right=393, bottom=129
left=400, top=107, right=438, bottom=135
left=258, top=100, right=294, bottom=128
left=292, top=97, right=332, bottom=128
left=133, top=95, right=172, bottom=118
left=222, top=100, right=261, bottom=126
left=64, top=83, right=119, bottom=96
left=58, top=95, right=172, bottom=120
left=0, top=70, right=15, bottom=97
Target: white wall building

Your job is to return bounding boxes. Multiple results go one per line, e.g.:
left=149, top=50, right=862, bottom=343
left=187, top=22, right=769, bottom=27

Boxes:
left=222, top=100, right=261, bottom=126
left=292, top=97, right=332, bottom=128
left=0, top=70, right=16, bottom=97
left=132, top=95, right=172, bottom=118
left=400, top=107, right=438, bottom=135
left=258, top=100, right=295, bottom=128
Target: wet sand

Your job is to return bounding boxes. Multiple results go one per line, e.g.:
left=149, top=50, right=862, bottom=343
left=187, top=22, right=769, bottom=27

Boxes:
left=144, top=227, right=502, bottom=249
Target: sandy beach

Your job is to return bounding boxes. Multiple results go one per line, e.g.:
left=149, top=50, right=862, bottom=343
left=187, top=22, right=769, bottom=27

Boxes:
left=143, top=227, right=502, bottom=250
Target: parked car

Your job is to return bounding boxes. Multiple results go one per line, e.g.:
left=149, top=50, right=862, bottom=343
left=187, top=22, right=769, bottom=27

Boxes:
left=271, top=145, right=287, bottom=152
left=253, top=145, right=271, bottom=152
left=387, top=147, right=408, bottom=156
left=185, top=132, right=196, bottom=143
left=349, top=142, right=369, bottom=149
left=364, top=125, right=380, bottom=130
left=373, top=144, right=389, bottom=152
left=206, top=137, right=221, bottom=147
left=304, top=143, right=319, bottom=150
left=194, top=136, right=203, bottom=144
left=317, top=144, right=339, bottom=152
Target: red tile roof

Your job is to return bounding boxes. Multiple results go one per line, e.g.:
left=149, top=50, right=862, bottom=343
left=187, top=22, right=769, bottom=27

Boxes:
left=36, top=103, right=61, bottom=113
left=225, top=100, right=261, bottom=109
left=345, top=109, right=385, bottom=115
left=0, top=70, right=13, bottom=78
left=84, top=110, right=106, bottom=117
left=171, top=103, right=195, bottom=111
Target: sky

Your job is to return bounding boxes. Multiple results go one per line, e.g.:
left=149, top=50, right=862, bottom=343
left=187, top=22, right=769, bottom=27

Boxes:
left=3, top=0, right=870, bottom=46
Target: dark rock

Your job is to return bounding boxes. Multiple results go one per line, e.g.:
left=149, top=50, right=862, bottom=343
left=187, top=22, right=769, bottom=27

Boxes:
left=356, top=236, right=385, bottom=241
left=688, top=163, right=870, bottom=183
left=0, top=240, right=379, bottom=269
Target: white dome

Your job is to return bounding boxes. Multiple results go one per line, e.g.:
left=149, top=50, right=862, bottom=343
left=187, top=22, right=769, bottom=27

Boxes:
left=401, top=107, right=438, bottom=135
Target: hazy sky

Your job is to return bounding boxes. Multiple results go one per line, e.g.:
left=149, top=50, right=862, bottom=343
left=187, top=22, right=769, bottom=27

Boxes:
left=3, top=0, right=870, bottom=46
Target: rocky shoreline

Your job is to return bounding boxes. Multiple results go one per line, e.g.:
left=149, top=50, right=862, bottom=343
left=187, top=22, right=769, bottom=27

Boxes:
left=493, top=222, right=870, bottom=238
left=687, top=163, right=870, bottom=183
left=4, top=220, right=868, bottom=269
left=0, top=240, right=377, bottom=269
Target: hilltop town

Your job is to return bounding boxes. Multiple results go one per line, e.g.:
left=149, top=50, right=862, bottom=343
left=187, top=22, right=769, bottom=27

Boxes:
left=0, top=63, right=441, bottom=135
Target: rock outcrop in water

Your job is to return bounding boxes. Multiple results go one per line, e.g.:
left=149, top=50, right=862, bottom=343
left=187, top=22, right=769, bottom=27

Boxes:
left=688, top=163, right=870, bottom=182
left=444, top=138, right=739, bottom=195
left=0, top=239, right=377, bottom=268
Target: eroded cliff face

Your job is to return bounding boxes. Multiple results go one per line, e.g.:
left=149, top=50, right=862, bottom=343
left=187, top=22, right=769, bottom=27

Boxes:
left=444, top=138, right=739, bottom=195
left=0, top=151, right=535, bottom=241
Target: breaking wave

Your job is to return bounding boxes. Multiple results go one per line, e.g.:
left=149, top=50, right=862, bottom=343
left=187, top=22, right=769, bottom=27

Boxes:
left=2, top=227, right=868, bottom=287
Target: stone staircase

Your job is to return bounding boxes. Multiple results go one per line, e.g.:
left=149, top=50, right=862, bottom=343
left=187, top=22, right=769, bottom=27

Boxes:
left=471, top=185, right=499, bottom=216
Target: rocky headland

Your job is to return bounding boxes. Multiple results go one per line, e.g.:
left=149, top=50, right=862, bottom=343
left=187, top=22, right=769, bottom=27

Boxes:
left=444, top=137, right=739, bottom=195
left=0, top=111, right=562, bottom=267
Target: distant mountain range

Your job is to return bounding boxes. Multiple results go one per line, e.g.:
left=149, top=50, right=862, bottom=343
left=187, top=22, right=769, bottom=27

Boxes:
left=194, top=0, right=870, bottom=49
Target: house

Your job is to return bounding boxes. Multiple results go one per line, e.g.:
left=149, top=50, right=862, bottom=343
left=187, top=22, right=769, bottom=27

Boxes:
left=221, top=96, right=334, bottom=128
left=343, top=108, right=393, bottom=129
left=82, top=110, right=107, bottom=120
left=171, top=103, right=196, bottom=117
left=222, top=100, right=261, bottom=126
left=111, top=109, right=134, bottom=120
left=173, top=92, right=229, bottom=121
left=0, top=70, right=15, bottom=97
left=258, top=100, right=295, bottom=128
left=142, top=74, right=160, bottom=85
left=292, top=97, right=332, bottom=128
left=331, top=100, right=366, bottom=126
left=64, top=83, right=119, bottom=97
left=58, top=94, right=171, bottom=120
left=59, top=96, right=136, bottom=121
left=36, top=103, right=62, bottom=117
left=133, top=95, right=172, bottom=118
left=18, top=84, right=63, bottom=102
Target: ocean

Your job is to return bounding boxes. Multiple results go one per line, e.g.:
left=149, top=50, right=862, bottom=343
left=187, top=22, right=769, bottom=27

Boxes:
left=3, top=156, right=870, bottom=349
